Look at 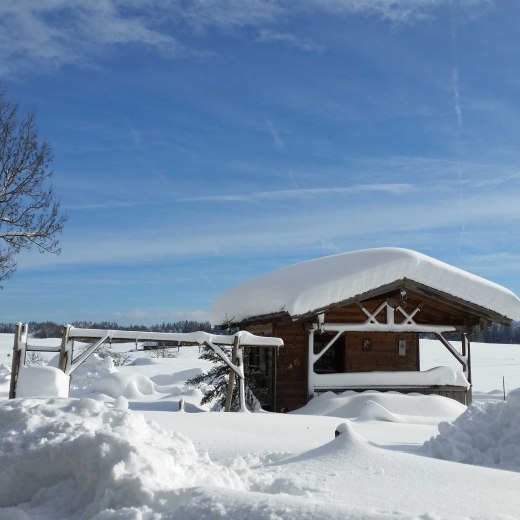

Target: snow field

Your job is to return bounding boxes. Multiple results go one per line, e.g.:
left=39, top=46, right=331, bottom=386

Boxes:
left=2, top=395, right=520, bottom=519
left=1, top=334, right=520, bottom=518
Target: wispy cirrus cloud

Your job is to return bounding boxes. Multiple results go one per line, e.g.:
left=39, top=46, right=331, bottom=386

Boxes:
left=266, top=120, right=285, bottom=151
left=299, top=0, right=441, bottom=22
left=16, top=185, right=520, bottom=274
left=256, top=29, right=324, bottom=52
left=0, top=0, right=484, bottom=76
left=0, top=0, right=183, bottom=75
left=180, top=183, right=415, bottom=202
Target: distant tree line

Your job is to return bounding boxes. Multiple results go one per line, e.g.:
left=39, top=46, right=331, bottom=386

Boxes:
left=0, top=320, right=215, bottom=338
left=481, top=321, right=520, bottom=344
left=0, top=320, right=519, bottom=343
left=420, top=321, right=520, bottom=344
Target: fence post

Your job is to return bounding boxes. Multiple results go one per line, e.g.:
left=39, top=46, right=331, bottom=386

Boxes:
left=58, top=324, right=71, bottom=373
left=9, top=323, right=27, bottom=399
left=224, top=335, right=239, bottom=412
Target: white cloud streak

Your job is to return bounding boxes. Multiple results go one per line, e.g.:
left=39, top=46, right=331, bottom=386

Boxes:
left=179, top=183, right=415, bottom=202
left=449, top=0, right=463, bottom=128
left=17, top=182, right=520, bottom=273
left=298, top=0, right=442, bottom=22
left=266, top=120, right=285, bottom=150
left=0, top=0, right=479, bottom=76
left=0, top=0, right=183, bottom=75
left=256, top=29, right=324, bottom=52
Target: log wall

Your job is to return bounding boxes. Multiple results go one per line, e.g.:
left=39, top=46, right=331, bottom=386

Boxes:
left=273, top=322, right=309, bottom=412
left=344, top=332, right=419, bottom=372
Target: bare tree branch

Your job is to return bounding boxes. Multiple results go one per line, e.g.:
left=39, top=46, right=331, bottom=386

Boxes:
left=0, top=87, right=66, bottom=282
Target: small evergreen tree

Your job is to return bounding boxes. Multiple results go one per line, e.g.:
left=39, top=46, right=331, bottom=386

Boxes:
left=187, top=346, right=268, bottom=411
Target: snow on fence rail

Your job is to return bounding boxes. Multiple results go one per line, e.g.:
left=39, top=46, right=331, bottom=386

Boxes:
left=9, top=323, right=283, bottom=411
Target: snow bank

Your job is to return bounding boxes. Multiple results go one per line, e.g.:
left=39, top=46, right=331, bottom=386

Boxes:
left=16, top=366, right=70, bottom=398
left=294, top=390, right=466, bottom=424
left=424, top=388, right=520, bottom=471
left=211, top=247, right=520, bottom=323
left=0, top=398, right=244, bottom=519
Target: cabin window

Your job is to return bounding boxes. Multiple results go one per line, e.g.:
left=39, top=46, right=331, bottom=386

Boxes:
left=249, top=348, right=269, bottom=376
left=247, top=347, right=276, bottom=411
left=313, top=333, right=345, bottom=373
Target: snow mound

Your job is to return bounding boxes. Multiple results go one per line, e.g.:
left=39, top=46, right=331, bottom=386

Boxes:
left=89, top=371, right=159, bottom=399
left=358, top=400, right=402, bottom=422
left=16, top=366, right=70, bottom=398
left=0, top=363, right=10, bottom=380
left=294, top=390, right=465, bottom=424
left=151, top=367, right=204, bottom=386
left=70, top=353, right=115, bottom=394
left=130, top=357, right=155, bottom=366
left=0, top=398, right=244, bottom=519
left=278, top=420, right=370, bottom=467
left=424, top=388, right=520, bottom=471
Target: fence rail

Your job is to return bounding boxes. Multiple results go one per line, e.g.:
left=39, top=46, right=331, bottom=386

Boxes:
left=9, top=323, right=283, bottom=412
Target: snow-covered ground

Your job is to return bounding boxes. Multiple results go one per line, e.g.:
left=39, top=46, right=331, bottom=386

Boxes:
left=0, top=333, right=519, bottom=519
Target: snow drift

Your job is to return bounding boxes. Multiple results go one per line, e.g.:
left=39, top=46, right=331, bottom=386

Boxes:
left=294, top=390, right=466, bottom=425
left=424, top=388, right=520, bottom=471
left=0, top=398, right=244, bottom=519
left=16, top=366, right=70, bottom=398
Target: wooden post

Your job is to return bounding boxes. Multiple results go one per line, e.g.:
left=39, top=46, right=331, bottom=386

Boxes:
left=462, top=332, right=471, bottom=384
left=224, top=336, right=239, bottom=412
left=237, top=348, right=247, bottom=412
left=434, top=332, right=467, bottom=373
left=8, top=323, right=23, bottom=398
left=307, top=326, right=315, bottom=401
left=58, top=324, right=71, bottom=373
left=460, top=331, right=472, bottom=405
left=272, top=345, right=277, bottom=412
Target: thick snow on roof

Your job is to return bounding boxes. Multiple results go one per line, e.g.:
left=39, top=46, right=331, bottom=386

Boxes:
left=211, top=248, right=520, bottom=324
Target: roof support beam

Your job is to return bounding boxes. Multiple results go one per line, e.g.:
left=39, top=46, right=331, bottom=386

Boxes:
left=434, top=332, right=471, bottom=383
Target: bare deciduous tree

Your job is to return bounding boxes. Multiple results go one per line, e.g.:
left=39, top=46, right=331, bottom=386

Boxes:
left=0, top=88, right=66, bottom=281
left=25, top=350, right=47, bottom=366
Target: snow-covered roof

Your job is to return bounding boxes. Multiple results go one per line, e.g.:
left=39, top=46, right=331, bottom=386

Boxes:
left=210, top=248, right=520, bottom=324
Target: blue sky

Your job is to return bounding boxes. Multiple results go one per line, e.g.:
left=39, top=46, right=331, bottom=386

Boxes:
left=1, top=0, right=520, bottom=325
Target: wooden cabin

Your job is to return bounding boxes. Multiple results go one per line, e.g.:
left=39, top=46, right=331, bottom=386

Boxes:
left=211, top=248, right=520, bottom=412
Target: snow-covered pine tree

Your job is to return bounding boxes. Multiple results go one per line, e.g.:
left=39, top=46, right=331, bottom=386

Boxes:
left=187, top=345, right=268, bottom=411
